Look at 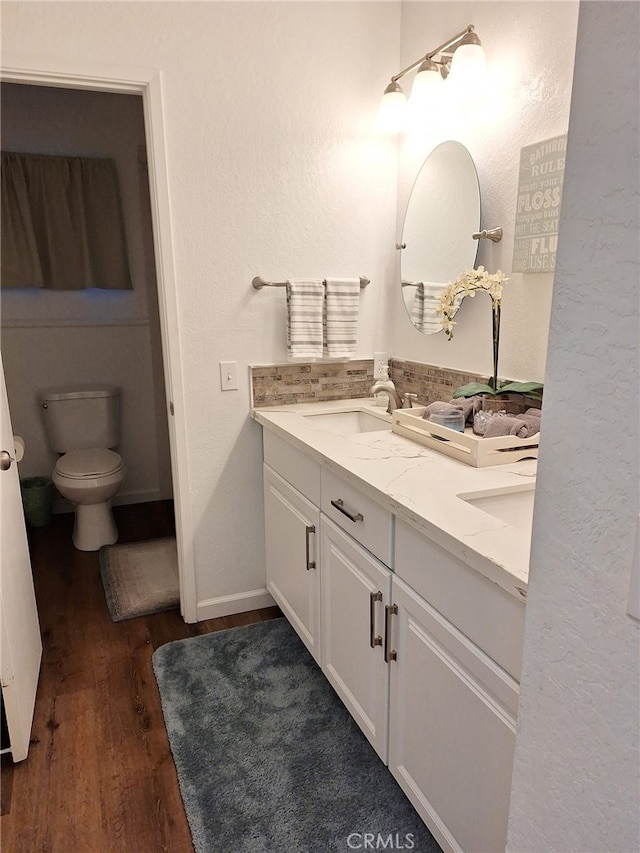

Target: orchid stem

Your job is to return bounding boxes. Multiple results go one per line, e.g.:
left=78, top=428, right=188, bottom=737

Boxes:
left=492, top=300, right=501, bottom=394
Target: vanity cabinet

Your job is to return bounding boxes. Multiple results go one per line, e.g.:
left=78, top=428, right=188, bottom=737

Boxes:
left=261, top=427, right=525, bottom=853
left=388, top=574, right=519, bottom=853
left=263, top=432, right=322, bottom=664
left=321, top=467, right=393, bottom=567
left=389, top=520, right=524, bottom=852
left=319, top=467, right=394, bottom=760
left=319, top=501, right=521, bottom=853
left=320, top=515, right=392, bottom=761
left=394, top=519, right=526, bottom=682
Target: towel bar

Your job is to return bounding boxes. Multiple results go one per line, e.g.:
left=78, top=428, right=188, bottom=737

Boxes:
left=252, top=276, right=370, bottom=290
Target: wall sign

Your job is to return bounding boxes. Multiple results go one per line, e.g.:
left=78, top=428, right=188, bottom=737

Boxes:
left=513, top=133, right=567, bottom=273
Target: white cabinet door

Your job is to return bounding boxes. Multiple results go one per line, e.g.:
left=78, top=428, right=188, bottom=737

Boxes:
left=264, top=464, right=321, bottom=663
left=388, top=575, right=519, bottom=853
left=320, top=515, right=391, bottom=761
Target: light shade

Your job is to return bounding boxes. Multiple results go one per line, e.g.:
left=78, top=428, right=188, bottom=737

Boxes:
left=408, top=59, right=444, bottom=112
left=374, top=25, right=487, bottom=133
left=375, top=81, right=408, bottom=134
left=448, top=36, right=486, bottom=86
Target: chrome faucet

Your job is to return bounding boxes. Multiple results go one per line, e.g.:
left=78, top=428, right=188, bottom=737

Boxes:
left=369, top=379, right=403, bottom=414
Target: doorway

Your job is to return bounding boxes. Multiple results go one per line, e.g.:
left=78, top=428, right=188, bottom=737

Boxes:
left=2, top=82, right=173, bottom=503
left=0, top=58, right=196, bottom=622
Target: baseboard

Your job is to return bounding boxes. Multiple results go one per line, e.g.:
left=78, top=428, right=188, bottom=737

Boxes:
left=196, top=588, right=276, bottom=621
left=52, top=488, right=168, bottom=515
left=113, top=488, right=168, bottom=506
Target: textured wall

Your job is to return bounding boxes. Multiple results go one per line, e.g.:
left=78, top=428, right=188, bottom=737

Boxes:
left=507, top=2, right=640, bottom=849
left=1, top=84, right=172, bottom=505
left=389, top=1, right=579, bottom=385
left=1, top=2, right=399, bottom=612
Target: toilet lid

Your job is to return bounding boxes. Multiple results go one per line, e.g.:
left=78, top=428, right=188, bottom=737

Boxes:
left=55, top=449, right=123, bottom=479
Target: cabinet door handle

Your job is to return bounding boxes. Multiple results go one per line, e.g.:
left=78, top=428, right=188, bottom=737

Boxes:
left=305, top=525, right=316, bottom=570
left=384, top=603, right=398, bottom=663
left=369, top=591, right=383, bottom=648
left=330, top=498, right=364, bottom=523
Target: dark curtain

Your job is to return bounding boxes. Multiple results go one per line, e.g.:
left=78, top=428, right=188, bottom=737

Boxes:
left=1, top=151, right=132, bottom=290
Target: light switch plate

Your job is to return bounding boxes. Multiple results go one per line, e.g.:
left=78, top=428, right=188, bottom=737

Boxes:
left=219, top=361, right=239, bottom=391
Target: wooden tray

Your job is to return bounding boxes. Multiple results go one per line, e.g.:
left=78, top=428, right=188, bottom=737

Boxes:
left=392, top=407, right=539, bottom=468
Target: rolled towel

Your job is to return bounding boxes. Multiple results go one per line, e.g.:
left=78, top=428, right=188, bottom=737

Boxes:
left=472, top=409, right=493, bottom=436
left=519, top=414, right=541, bottom=437
left=422, top=401, right=462, bottom=420
left=525, top=407, right=542, bottom=418
left=448, top=395, right=482, bottom=424
left=484, top=415, right=528, bottom=439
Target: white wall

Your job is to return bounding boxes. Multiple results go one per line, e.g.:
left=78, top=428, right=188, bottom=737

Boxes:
left=507, top=2, right=639, bottom=849
left=390, top=1, right=579, bottom=384
left=1, top=84, right=173, bottom=505
left=1, top=1, right=400, bottom=615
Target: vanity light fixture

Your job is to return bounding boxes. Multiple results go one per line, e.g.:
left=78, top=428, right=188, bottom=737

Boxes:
left=375, top=24, right=486, bottom=133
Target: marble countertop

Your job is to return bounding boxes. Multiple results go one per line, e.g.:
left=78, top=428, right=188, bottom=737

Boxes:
left=252, top=399, right=536, bottom=602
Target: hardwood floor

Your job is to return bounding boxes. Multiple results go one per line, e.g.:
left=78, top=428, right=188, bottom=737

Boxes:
left=0, top=501, right=281, bottom=852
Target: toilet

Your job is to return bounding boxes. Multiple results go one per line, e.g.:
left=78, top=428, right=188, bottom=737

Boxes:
left=40, top=386, right=125, bottom=552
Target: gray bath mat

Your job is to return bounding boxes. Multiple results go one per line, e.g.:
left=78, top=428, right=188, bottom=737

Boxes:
left=99, top=536, right=179, bottom=622
left=153, top=618, right=438, bottom=853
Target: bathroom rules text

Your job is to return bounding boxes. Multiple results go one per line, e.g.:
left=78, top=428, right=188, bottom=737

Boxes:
left=513, top=134, right=567, bottom=273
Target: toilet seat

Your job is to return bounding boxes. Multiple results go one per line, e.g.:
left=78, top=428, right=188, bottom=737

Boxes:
left=55, top=449, right=123, bottom=480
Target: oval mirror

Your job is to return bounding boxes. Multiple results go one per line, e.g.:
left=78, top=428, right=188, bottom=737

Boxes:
left=401, top=141, right=481, bottom=334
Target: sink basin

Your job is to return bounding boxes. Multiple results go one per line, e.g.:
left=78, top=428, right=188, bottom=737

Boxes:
left=304, top=410, right=392, bottom=434
left=459, top=485, right=535, bottom=535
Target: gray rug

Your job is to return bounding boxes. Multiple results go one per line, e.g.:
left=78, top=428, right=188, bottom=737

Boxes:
left=99, top=536, right=179, bottom=622
left=152, top=618, right=438, bottom=853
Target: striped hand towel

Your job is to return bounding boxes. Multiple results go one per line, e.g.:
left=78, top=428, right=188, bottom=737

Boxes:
left=409, top=282, right=426, bottom=330
left=286, top=279, right=324, bottom=359
left=409, top=281, right=446, bottom=334
left=324, top=278, right=360, bottom=358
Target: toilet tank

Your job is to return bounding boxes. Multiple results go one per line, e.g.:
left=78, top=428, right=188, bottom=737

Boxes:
left=40, top=386, right=121, bottom=453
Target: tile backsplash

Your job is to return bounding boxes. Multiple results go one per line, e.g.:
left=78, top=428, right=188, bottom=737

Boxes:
left=251, top=358, right=500, bottom=408
left=251, top=360, right=375, bottom=407
left=388, top=358, right=490, bottom=405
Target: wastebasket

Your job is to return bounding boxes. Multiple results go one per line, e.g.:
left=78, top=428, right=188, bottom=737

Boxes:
left=20, top=476, right=54, bottom=528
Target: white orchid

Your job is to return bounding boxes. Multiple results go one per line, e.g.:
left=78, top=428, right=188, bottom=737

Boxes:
left=440, top=267, right=544, bottom=402
left=437, top=266, right=508, bottom=341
